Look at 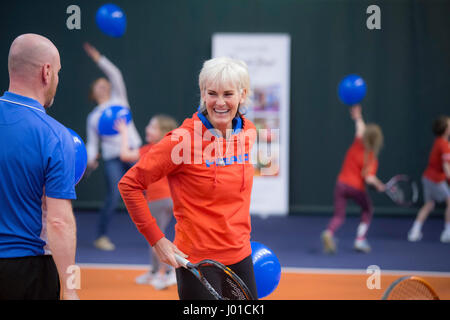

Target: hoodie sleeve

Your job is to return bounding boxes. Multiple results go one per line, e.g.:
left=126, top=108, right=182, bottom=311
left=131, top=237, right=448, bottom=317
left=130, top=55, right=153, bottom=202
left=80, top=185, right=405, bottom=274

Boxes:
left=118, top=128, right=187, bottom=245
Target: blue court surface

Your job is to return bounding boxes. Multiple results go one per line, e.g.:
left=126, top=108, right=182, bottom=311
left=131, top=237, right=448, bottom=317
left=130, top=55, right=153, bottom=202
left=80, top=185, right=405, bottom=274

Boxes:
left=75, top=211, right=450, bottom=273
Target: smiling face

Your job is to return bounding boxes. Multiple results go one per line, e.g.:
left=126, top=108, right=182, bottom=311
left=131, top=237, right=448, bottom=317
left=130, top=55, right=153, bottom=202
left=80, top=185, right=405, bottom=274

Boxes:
left=202, top=81, right=246, bottom=135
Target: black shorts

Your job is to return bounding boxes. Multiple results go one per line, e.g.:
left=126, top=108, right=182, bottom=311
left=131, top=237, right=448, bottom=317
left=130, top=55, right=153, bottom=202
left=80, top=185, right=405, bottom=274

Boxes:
left=176, top=254, right=258, bottom=300
left=0, top=255, right=60, bottom=300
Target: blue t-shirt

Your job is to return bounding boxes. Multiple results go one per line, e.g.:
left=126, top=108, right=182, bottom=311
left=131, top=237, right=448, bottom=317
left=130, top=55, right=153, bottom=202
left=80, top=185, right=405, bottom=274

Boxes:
left=0, top=92, right=76, bottom=258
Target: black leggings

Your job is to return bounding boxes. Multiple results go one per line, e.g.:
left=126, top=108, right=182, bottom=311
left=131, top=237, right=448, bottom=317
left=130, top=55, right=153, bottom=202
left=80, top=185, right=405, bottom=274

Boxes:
left=176, top=254, right=258, bottom=300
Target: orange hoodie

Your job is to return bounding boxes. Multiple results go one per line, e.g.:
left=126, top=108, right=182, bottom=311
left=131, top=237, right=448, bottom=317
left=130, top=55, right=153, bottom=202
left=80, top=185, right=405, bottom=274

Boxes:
left=118, top=112, right=256, bottom=265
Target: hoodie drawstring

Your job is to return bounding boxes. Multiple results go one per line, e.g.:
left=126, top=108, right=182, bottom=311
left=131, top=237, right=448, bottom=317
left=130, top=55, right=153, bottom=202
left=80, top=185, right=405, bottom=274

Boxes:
left=212, top=120, right=246, bottom=192
left=238, top=134, right=246, bottom=192
left=213, top=137, right=219, bottom=189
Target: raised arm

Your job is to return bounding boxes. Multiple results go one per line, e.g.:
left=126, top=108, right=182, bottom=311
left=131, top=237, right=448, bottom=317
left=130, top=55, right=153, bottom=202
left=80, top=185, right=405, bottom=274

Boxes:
left=83, top=42, right=128, bottom=104
left=350, top=104, right=365, bottom=138
left=83, top=42, right=100, bottom=63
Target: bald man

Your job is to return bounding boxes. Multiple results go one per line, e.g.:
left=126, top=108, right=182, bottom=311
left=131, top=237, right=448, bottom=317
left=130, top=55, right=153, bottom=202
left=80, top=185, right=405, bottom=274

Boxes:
left=0, top=34, right=79, bottom=300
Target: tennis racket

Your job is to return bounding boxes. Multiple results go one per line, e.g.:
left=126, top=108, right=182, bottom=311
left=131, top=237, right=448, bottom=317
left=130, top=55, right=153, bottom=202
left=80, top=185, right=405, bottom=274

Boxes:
left=175, top=254, right=254, bottom=300
left=384, top=174, right=418, bottom=207
left=382, top=276, right=440, bottom=300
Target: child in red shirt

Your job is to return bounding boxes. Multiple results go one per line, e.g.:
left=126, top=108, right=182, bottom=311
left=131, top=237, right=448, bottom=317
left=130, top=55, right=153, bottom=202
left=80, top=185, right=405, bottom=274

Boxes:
left=116, top=114, right=178, bottom=289
left=322, top=105, right=386, bottom=254
left=408, top=115, right=450, bottom=243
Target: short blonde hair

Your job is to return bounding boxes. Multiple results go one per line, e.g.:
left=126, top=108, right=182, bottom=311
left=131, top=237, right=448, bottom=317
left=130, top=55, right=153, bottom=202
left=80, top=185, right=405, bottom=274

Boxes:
left=198, top=57, right=251, bottom=113
left=151, top=114, right=178, bottom=135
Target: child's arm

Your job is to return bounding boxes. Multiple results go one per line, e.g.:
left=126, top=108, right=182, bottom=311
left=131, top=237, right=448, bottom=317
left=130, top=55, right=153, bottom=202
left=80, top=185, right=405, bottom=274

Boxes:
left=444, top=161, right=450, bottom=180
left=350, top=104, right=365, bottom=138
left=365, top=175, right=386, bottom=192
left=114, top=118, right=140, bottom=163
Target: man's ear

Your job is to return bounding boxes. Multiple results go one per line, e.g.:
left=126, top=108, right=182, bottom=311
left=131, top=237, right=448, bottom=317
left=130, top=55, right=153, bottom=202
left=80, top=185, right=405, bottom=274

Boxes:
left=41, top=63, right=51, bottom=85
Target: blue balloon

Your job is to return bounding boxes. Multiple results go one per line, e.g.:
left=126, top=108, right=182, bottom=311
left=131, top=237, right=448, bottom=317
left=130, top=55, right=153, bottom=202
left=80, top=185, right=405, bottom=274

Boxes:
left=96, top=4, right=127, bottom=38
left=98, top=105, right=132, bottom=136
left=337, top=74, right=367, bottom=105
left=67, top=128, right=87, bottom=185
left=251, top=241, right=281, bottom=299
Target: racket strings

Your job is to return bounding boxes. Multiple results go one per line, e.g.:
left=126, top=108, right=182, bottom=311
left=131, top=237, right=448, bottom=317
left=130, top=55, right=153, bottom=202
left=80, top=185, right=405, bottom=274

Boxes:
left=199, top=264, right=250, bottom=300
left=387, top=279, right=438, bottom=300
left=387, top=185, right=405, bottom=203
left=387, top=180, right=416, bottom=205
left=224, top=277, right=247, bottom=300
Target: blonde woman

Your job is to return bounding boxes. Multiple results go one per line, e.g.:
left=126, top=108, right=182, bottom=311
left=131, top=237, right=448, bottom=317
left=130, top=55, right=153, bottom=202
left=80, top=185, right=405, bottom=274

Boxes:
left=118, top=57, right=259, bottom=299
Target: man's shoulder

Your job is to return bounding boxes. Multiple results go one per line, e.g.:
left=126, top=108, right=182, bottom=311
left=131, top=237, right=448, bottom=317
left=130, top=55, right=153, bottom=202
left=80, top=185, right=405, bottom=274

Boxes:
left=32, top=111, right=71, bottom=142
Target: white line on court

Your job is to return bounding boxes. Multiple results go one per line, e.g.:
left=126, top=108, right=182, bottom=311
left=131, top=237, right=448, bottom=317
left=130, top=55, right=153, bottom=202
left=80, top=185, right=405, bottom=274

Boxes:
left=282, top=267, right=450, bottom=277
left=78, top=263, right=450, bottom=277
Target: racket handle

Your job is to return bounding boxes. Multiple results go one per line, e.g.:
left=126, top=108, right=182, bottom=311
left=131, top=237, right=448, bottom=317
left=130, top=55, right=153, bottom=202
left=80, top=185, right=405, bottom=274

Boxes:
left=174, top=253, right=191, bottom=268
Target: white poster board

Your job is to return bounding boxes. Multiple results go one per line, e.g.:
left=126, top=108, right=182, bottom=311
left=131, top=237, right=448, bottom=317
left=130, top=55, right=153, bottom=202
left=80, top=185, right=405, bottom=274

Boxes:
left=212, top=33, right=291, bottom=216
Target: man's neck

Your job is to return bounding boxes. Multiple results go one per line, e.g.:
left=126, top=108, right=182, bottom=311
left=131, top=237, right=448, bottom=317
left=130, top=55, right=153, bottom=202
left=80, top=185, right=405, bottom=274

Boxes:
left=8, top=83, right=45, bottom=106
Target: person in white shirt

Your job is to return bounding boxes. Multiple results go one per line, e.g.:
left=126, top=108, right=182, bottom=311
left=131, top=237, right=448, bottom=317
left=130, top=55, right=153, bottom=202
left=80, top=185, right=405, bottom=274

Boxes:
left=84, top=43, right=142, bottom=251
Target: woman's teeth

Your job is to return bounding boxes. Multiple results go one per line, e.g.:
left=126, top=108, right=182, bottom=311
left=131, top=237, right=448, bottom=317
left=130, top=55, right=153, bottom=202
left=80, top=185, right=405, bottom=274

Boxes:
left=214, top=109, right=229, bottom=114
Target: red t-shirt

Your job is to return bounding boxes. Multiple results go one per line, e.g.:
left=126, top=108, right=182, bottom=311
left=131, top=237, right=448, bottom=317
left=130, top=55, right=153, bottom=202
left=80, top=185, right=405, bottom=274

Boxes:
left=118, top=113, right=256, bottom=265
left=423, top=137, right=450, bottom=183
left=337, top=137, right=378, bottom=191
left=139, top=144, right=171, bottom=202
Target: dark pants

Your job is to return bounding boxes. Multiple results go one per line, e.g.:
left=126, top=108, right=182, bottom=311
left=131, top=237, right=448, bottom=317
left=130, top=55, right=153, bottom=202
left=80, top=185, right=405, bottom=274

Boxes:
left=0, top=255, right=60, bottom=300
left=327, top=182, right=373, bottom=237
left=176, top=255, right=258, bottom=300
left=97, top=158, right=133, bottom=237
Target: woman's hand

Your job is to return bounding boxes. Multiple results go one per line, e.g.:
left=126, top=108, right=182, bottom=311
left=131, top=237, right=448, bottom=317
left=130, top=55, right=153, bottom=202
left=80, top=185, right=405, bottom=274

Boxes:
left=153, top=237, right=188, bottom=268
left=83, top=42, right=101, bottom=63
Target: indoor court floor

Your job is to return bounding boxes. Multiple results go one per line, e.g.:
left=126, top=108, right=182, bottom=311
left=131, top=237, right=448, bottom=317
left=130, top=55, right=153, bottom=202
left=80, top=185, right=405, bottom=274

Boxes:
left=75, top=211, right=450, bottom=300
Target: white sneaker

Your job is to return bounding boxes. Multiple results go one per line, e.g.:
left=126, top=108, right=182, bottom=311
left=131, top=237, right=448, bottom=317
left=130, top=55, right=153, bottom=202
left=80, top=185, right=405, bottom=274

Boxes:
left=407, top=229, right=423, bottom=242
left=94, top=236, right=116, bottom=251
left=151, top=273, right=169, bottom=290
left=354, top=238, right=371, bottom=253
left=151, top=270, right=177, bottom=290
left=135, top=270, right=154, bottom=285
left=440, top=229, right=450, bottom=243
left=321, top=230, right=336, bottom=254
left=165, top=270, right=177, bottom=287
